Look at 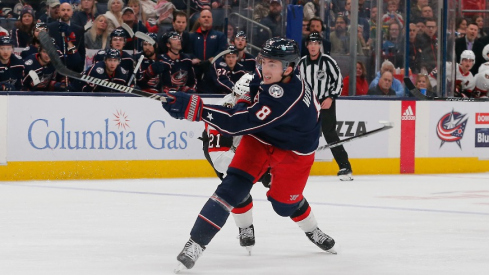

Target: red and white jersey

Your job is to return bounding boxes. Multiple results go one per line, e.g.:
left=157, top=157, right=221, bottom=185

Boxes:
left=473, top=71, right=489, bottom=98
left=478, top=62, right=489, bottom=74
left=455, top=63, right=476, bottom=92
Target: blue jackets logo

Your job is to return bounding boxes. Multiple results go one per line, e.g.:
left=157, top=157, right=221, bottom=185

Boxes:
left=475, top=128, right=489, bottom=147
left=436, top=109, right=468, bottom=149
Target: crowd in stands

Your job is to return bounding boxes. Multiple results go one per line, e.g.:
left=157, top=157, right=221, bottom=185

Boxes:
left=0, top=0, right=487, bottom=98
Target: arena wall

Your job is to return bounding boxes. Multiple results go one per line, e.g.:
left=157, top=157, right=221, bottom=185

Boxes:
left=0, top=95, right=488, bottom=181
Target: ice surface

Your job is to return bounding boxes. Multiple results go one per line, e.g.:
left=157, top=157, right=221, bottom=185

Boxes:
left=1, top=173, right=488, bottom=275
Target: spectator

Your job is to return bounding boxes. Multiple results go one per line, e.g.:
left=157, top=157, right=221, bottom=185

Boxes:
left=125, top=1, right=149, bottom=34
left=456, top=17, right=467, bottom=38
left=415, top=18, right=427, bottom=36
left=155, top=0, right=175, bottom=32
left=72, top=0, right=98, bottom=31
left=104, top=0, right=124, bottom=34
left=121, top=7, right=148, bottom=51
left=421, top=5, right=434, bottom=21
left=231, top=31, right=256, bottom=73
left=473, top=15, right=487, bottom=38
left=226, top=22, right=236, bottom=45
left=82, top=48, right=129, bottom=92
left=84, top=15, right=110, bottom=49
left=341, top=61, right=369, bottom=96
left=207, top=45, right=246, bottom=94
left=369, top=60, right=404, bottom=96
left=382, top=22, right=403, bottom=67
left=303, top=0, right=319, bottom=21
left=47, top=2, right=86, bottom=73
left=410, top=0, right=429, bottom=22
left=11, top=6, right=36, bottom=47
left=255, top=0, right=284, bottom=48
left=408, top=23, right=423, bottom=73
left=301, top=18, right=331, bottom=57
left=367, top=71, right=396, bottom=96
left=159, top=10, right=192, bottom=55
left=252, top=0, right=270, bottom=22
left=39, top=0, right=61, bottom=24
left=140, top=0, right=157, bottom=25
left=21, top=23, right=48, bottom=59
left=302, top=19, right=310, bottom=38
left=419, top=17, right=438, bottom=73
left=414, top=74, right=435, bottom=97
left=0, top=36, right=24, bottom=92
left=455, top=22, right=478, bottom=63
left=382, top=0, right=404, bottom=30
left=358, top=0, right=370, bottom=19
left=344, top=0, right=369, bottom=40
left=367, top=6, right=378, bottom=48
left=330, top=16, right=364, bottom=55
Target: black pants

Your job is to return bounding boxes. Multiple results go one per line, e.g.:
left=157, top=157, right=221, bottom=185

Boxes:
left=320, top=99, right=351, bottom=170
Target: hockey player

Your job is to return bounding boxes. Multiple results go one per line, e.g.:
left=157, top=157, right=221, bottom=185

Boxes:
left=477, top=44, right=489, bottom=73
left=22, top=38, right=75, bottom=91
left=92, top=28, right=134, bottom=78
left=232, top=31, right=256, bottom=73
left=82, top=48, right=129, bottom=92
left=473, top=70, right=489, bottom=98
left=21, top=22, right=48, bottom=59
left=0, top=36, right=24, bottom=91
left=143, top=32, right=196, bottom=93
left=161, top=38, right=336, bottom=272
left=132, top=33, right=162, bottom=93
left=207, top=45, right=246, bottom=94
left=296, top=32, right=353, bottom=181
left=455, top=50, right=476, bottom=98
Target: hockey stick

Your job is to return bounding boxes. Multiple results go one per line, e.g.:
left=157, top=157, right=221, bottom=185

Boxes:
left=38, top=32, right=167, bottom=102
left=121, top=23, right=135, bottom=38
left=404, top=77, right=489, bottom=102
left=127, top=54, right=144, bottom=86
left=211, top=50, right=232, bottom=64
left=316, top=121, right=394, bottom=151
left=134, top=31, right=156, bottom=45
left=28, top=70, right=40, bottom=86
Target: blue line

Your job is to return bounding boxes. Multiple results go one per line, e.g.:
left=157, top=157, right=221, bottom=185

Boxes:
left=2, top=183, right=488, bottom=216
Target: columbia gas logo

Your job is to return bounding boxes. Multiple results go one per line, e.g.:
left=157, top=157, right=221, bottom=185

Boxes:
left=475, top=113, right=489, bottom=124
left=401, top=106, right=415, bottom=120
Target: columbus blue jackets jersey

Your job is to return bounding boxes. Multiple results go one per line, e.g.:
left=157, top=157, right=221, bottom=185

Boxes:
left=134, top=53, right=164, bottom=93
left=202, top=74, right=321, bottom=154
left=206, top=57, right=246, bottom=94
left=0, top=54, right=24, bottom=91
left=82, top=61, right=129, bottom=92
left=237, top=52, right=256, bottom=73
left=158, top=52, right=196, bottom=91
left=93, top=49, right=134, bottom=80
left=23, top=53, right=64, bottom=91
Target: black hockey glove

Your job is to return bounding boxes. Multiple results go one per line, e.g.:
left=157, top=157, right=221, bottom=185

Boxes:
left=147, top=62, right=165, bottom=76
left=162, top=90, right=204, bottom=121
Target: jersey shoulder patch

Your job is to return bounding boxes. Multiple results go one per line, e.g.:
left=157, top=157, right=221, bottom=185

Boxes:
left=268, top=84, right=284, bottom=98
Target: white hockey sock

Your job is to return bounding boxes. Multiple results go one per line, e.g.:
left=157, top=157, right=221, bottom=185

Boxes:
left=295, top=211, right=318, bottom=233
left=231, top=208, right=253, bottom=228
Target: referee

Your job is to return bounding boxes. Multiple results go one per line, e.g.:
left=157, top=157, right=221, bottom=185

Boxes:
left=296, top=32, right=353, bottom=181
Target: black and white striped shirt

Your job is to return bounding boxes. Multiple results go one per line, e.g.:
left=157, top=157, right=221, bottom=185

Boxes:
left=296, top=53, right=343, bottom=102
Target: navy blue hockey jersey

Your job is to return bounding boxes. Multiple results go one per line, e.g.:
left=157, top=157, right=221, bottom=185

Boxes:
left=202, top=74, right=321, bottom=154
left=0, top=54, right=24, bottom=91
left=144, top=52, right=196, bottom=92
left=82, top=61, right=129, bottom=92
left=23, top=53, right=64, bottom=91
left=206, top=56, right=246, bottom=94
left=93, top=49, right=134, bottom=80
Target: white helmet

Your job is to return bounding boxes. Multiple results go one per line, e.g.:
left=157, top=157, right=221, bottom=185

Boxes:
left=483, top=45, right=489, bottom=61
left=461, top=50, right=475, bottom=61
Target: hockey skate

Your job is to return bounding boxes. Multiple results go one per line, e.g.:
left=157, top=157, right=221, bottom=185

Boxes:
left=305, top=227, right=337, bottom=254
left=238, top=224, right=255, bottom=255
left=174, top=239, right=205, bottom=273
left=337, top=168, right=353, bottom=181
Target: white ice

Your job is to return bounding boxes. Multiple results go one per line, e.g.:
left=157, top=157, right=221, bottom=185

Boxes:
left=1, top=174, right=489, bottom=275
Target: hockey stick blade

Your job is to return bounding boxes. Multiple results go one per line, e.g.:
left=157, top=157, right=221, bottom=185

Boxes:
left=404, top=77, right=489, bottom=102
left=121, top=23, right=135, bottom=38
left=211, top=50, right=232, bottom=64
left=28, top=70, right=41, bottom=86
left=134, top=31, right=155, bottom=45
left=38, top=32, right=167, bottom=102
left=317, top=123, right=393, bottom=151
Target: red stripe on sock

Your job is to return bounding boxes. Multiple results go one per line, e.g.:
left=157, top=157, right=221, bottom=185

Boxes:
left=198, top=214, right=221, bottom=230
left=231, top=202, right=253, bottom=214
left=291, top=206, right=311, bottom=222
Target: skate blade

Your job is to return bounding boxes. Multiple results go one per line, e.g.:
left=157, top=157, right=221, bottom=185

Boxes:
left=245, top=246, right=253, bottom=256
left=174, top=263, right=187, bottom=274
left=325, top=247, right=337, bottom=255
left=339, top=175, right=353, bottom=181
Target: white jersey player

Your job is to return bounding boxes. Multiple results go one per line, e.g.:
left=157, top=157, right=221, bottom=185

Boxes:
left=455, top=50, right=476, bottom=98
left=478, top=44, right=489, bottom=73
left=473, top=70, right=489, bottom=98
